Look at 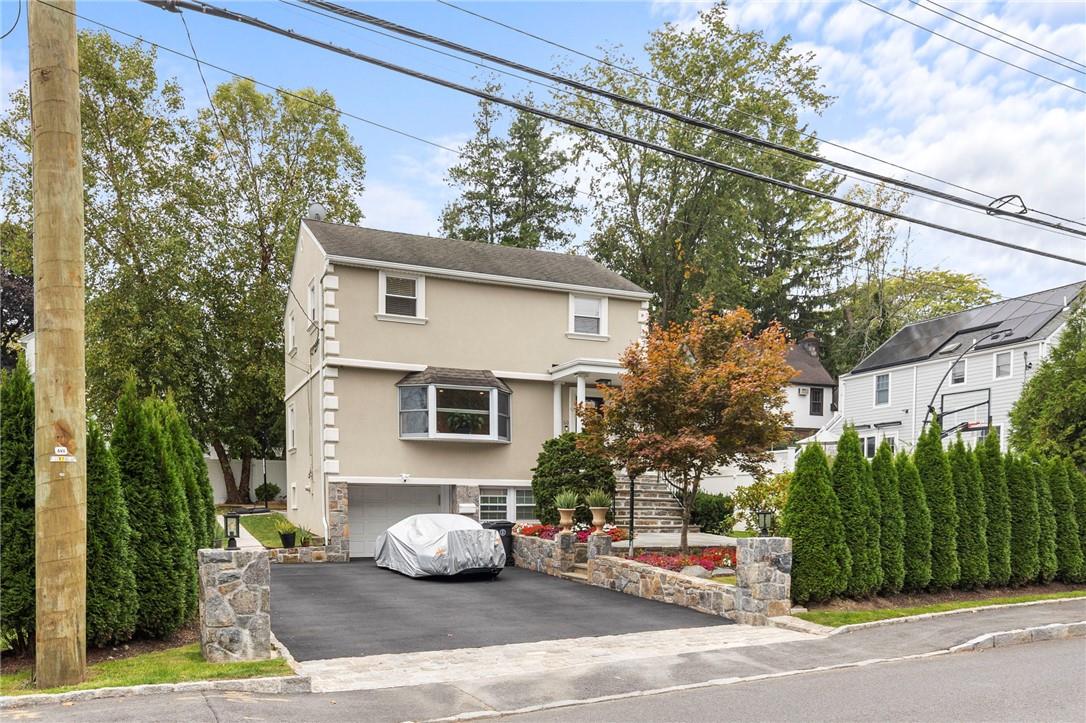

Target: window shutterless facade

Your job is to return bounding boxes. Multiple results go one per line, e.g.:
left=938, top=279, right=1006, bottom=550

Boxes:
left=568, top=294, right=607, bottom=338
left=378, top=271, right=426, bottom=322
left=398, top=385, right=511, bottom=441
left=994, top=351, right=1011, bottom=379
left=950, top=359, right=966, bottom=385
left=874, top=373, right=890, bottom=406
left=809, top=387, right=824, bottom=416
left=480, top=487, right=536, bottom=521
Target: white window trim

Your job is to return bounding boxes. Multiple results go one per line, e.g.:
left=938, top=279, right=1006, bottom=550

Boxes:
left=307, top=278, right=318, bottom=329
left=399, top=384, right=511, bottom=443
left=377, top=270, right=427, bottom=324
left=949, top=359, right=967, bottom=386
left=994, top=350, right=1012, bottom=379
left=873, top=372, right=891, bottom=408
left=567, top=293, right=608, bottom=340
left=861, top=434, right=878, bottom=459
left=479, top=486, right=537, bottom=522
left=287, top=313, right=297, bottom=356
left=882, top=431, right=898, bottom=452
left=287, top=403, right=296, bottom=453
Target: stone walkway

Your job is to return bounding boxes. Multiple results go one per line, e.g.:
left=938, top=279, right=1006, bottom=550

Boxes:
left=297, top=624, right=817, bottom=693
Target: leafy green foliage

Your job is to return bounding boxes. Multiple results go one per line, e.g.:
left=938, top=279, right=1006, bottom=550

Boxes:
left=531, top=433, right=615, bottom=525
left=948, top=438, right=988, bottom=589
left=915, top=421, right=959, bottom=589
left=255, top=483, right=281, bottom=503
left=1044, top=457, right=1084, bottom=583
left=732, top=473, right=790, bottom=534
left=896, top=452, right=932, bottom=591
left=831, top=428, right=882, bottom=597
left=554, top=489, right=582, bottom=510
left=1067, top=460, right=1086, bottom=565
left=872, top=441, right=905, bottom=594
left=86, top=422, right=139, bottom=646
left=976, top=432, right=1011, bottom=586
left=1034, top=457, right=1058, bottom=584
left=781, top=444, right=850, bottom=604
left=1010, top=300, right=1086, bottom=469
left=585, top=488, right=612, bottom=508
left=189, top=435, right=217, bottom=551
left=1005, top=453, right=1040, bottom=586
left=692, top=491, right=734, bottom=535
left=160, top=397, right=211, bottom=550
left=0, top=357, right=34, bottom=650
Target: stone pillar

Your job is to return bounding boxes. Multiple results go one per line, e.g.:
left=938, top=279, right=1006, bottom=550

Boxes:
left=455, top=484, right=481, bottom=520
left=734, top=537, right=792, bottom=625
left=198, top=549, right=271, bottom=662
left=555, top=531, right=577, bottom=573
left=587, top=532, right=612, bottom=560
left=326, top=480, right=349, bottom=562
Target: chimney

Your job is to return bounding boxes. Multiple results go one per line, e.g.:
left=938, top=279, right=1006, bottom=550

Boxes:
left=800, top=329, right=820, bottom=357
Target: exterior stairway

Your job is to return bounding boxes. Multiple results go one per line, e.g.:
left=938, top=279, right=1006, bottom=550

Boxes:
left=613, top=474, right=699, bottom=534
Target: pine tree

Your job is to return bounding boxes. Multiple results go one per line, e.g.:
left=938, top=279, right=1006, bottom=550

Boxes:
left=112, top=378, right=188, bottom=637
left=1033, top=456, right=1058, bottom=584
left=915, top=421, right=959, bottom=589
left=0, top=357, right=35, bottom=651
left=146, top=398, right=199, bottom=622
left=831, top=428, right=882, bottom=597
left=86, top=421, right=139, bottom=646
left=872, top=441, right=905, bottom=594
left=781, top=444, right=851, bottom=604
left=949, top=437, right=988, bottom=589
left=1067, top=460, right=1086, bottom=563
left=896, top=452, right=932, bottom=591
left=976, top=432, right=1011, bottom=586
left=1045, top=457, right=1084, bottom=582
left=1005, top=453, right=1040, bottom=585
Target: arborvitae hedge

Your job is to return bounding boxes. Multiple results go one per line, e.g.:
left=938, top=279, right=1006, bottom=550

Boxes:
left=949, top=438, right=988, bottom=589
left=781, top=444, right=850, bottom=604
left=531, top=432, right=615, bottom=525
left=0, top=357, right=36, bottom=651
left=1045, top=457, right=1084, bottom=583
left=896, top=452, right=932, bottom=591
left=190, top=435, right=217, bottom=549
left=86, top=421, right=139, bottom=646
left=1067, top=460, right=1086, bottom=562
left=112, top=379, right=188, bottom=637
left=872, top=441, right=905, bottom=594
left=915, top=421, right=959, bottom=589
left=976, top=432, right=1011, bottom=586
left=1005, top=453, right=1040, bottom=585
left=831, top=428, right=882, bottom=597
left=1034, top=456, right=1058, bottom=584
left=146, top=398, right=199, bottom=622
left=162, top=398, right=210, bottom=550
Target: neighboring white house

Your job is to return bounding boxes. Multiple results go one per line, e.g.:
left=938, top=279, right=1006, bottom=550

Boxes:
left=806, top=281, right=1085, bottom=458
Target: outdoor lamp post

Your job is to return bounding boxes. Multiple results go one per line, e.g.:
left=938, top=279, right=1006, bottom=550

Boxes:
left=224, top=513, right=240, bottom=550
left=756, top=509, right=774, bottom=537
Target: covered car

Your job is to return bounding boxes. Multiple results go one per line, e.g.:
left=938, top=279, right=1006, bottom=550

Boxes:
left=375, top=514, right=506, bottom=578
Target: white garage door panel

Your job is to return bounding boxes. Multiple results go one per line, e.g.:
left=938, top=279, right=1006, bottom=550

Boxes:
left=349, top=484, right=443, bottom=558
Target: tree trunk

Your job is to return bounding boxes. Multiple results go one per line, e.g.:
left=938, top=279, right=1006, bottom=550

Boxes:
left=238, top=453, right=253, bottom=504
left=213, top=440, right=242, bottom=504
left=680, top=478, right=691, bottom=555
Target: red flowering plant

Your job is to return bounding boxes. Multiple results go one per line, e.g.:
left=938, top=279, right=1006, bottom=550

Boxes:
left=633, top=547, right=736, bottom=573
left=572, top=523, right=629, bottom=543
left=516, top=522, right=629, bottom=543
left=513, top=523, right=560, bottom=540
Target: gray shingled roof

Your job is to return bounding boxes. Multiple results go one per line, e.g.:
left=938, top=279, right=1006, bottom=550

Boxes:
left=396, top=367, right=512, bottom=393
left=306, top=220, right=649, bottom=295
left=851, top=280, right=1085, bottom=374
left=786, top=345, right=836, bottom=386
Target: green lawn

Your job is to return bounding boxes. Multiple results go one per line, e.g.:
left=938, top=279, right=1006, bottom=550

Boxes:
left=239, top=512, right=291, bottom=548
left=795, top=589, right=1086, bottom=627
left=0, top=643, right=290, bottom=696
left=710, top=574, right=736, bottom=585
left=729, top=529, right=756, bottom=538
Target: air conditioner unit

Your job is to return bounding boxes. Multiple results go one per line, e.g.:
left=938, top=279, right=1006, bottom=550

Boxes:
left=798, top=387, right=809, bottom=396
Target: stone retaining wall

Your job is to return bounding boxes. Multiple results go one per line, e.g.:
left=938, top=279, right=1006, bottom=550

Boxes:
left=267, top=545, right=330, bottom=563
left=197, top=548, right=272, bottom=662
left=587, top=556, right=737, bottom=617
left=513, top=533, right=576, bottom=575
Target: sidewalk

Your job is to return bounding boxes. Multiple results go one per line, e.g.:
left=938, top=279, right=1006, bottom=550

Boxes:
left=220, top=513, right=264, bottom=549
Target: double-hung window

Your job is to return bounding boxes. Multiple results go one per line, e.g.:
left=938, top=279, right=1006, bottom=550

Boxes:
left=307, top=280, right=318, bottom=327
left=809, top=387, right=824, bottom=416
left=994, top=351, right=1011, bottom=379
left=568, top=294, right=607, bottom=338
left=862, top=435, right=877, bottom=459
left=950, top=359, right=966, bottom=385
left=398, top=386, right=429, bottom=437
left=287, top=403, right=296, bottom=452
left=398, top=384, right=511, bottom=441
left=874, top=373, right=890, bottom=407
left=378, top=271, right=425, bottom=322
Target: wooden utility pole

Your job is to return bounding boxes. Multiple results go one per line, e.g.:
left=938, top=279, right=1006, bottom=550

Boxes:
left=28, top=0, right=87, bottom=688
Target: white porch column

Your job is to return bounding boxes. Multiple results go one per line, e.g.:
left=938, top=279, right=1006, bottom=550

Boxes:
left=553, top=382, right=563, bottom=437
left=575, top=375, right=587, bottom=432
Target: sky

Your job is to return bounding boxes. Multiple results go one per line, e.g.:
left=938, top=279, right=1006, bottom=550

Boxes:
left=1, top=0, right=1084, bottom=300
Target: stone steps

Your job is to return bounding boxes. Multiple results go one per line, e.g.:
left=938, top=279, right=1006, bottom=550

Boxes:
left=613, top=476, right=699, bottom=533
left=560, top=563, right=588, bottom=582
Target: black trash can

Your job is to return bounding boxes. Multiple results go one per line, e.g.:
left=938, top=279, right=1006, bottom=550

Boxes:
left=483, top=520, right=515, bottom=566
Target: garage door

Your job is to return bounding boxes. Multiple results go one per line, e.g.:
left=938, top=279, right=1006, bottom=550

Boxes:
left=348, top=484, right=444, bottom=558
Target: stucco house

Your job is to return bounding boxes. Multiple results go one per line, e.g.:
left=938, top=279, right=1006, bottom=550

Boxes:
left=806, top=280, right=1085, bottom=458
left=283, top=218, right=651, bottom=560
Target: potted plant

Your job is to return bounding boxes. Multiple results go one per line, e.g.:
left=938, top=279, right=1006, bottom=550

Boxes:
left=275, top=517, right=297, bottom=548
left=296, top=527, right=317, bottom=547
left=554, top=489, right=580, bottom=531
left=585, top=488, right=611, bottom=531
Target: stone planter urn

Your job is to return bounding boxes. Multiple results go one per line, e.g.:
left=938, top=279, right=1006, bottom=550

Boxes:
left=589, top=506, right=609, bottom=532
left=557, top=508, right=576, bottom=531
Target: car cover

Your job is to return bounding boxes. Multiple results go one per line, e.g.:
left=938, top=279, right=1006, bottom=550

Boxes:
left=375, top=513, right=506, bottom=577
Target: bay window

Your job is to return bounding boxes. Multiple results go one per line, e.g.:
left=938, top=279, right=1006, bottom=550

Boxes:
left=398, top=382, right=511, bottom=441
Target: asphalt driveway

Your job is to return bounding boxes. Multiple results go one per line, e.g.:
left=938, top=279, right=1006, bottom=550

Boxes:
left=272, top=562, right=729, bottom=661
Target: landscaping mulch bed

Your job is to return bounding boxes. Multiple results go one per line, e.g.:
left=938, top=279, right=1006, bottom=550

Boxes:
left=806, top=582, right=1086, bottom=612
left=0, top=622, right=200, bottom=673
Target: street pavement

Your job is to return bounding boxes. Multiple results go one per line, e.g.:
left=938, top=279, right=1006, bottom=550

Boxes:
left=3, top=598, right=1084, bottom=722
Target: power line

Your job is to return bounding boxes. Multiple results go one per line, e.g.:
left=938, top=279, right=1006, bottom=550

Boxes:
left=299, top=0, right=1086, bottom=240
left=919, top=0, right=1086, bottom=71
left=855, top=0, right=1084, bottom=95
left=435, top=0, right=1086, bottom=230
left=136, top=0, right=1086, bottom=268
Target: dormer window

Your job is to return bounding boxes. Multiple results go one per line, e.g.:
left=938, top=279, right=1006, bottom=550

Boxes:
left=568, top=294, right=608, bottom=339
left=378, top=271, right=426, bottom=323
left=397, top=367, right=511, bottom=442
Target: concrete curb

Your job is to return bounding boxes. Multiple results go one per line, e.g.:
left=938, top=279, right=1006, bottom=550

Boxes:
left=948, top=620, right=1086, bottom=653
left=767, top=615, right=834, bottom=635
left=827, top=596, right=1086, bottom=635
left=0, top=674, right=312, bottom=709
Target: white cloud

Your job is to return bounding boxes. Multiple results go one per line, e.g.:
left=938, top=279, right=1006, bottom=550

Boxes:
left=358, top=180, right=441, bottom=236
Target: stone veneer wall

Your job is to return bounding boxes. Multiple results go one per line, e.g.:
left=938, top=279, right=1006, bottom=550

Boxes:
left=456, top=485, right=481, bottom=520
left=325, top=480, right=349, bottom=562
left=268, top=545, right=330, bottom=563
left=513, top=533, right=576, bottom=575
left=732, top=536, right=792, bottom=625
left=197, top=549, right=272, bottom=662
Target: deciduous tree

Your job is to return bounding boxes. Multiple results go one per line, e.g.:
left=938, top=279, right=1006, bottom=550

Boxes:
left=896, top=451, right=932, bottom=591
left=916, top=421, right=959, bottom=589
